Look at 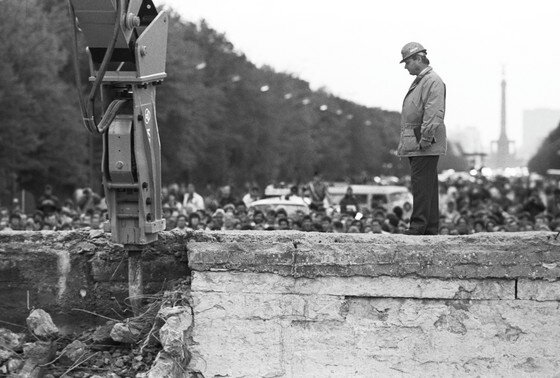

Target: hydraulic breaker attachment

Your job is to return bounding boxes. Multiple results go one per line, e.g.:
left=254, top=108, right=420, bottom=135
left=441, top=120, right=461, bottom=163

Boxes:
left=68, top=0, right=168, bottom=314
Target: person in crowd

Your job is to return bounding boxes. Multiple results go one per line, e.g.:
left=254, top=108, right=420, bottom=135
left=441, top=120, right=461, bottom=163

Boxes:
left=454, top=216, right=471, bottom=235
left=307, top=171, right=329, bottom=211
left=77, top=187, right=101, bottom=215
left=534, top=215, right=551, bottom=231
left=277, top=217, right=290, bottom=230
left=42, top=212, right=60, bottom=230
left=332, top=221, right=345, bottom=233
left=211, top=209, right=225, bottom=230
left=24, top=218, right=36, bottom=231
left=183, top=183, right=205, bottom=213
left=370, top=219, right=384, bottom=234
left=442, top=200, right=460, bottom=224
left=321, top=216, right=333, bottom=233
left=168, top=183, right=181, bottom=202
left=166, top=217, right=177, bottom=231
left=264, top=209, right=277, bottom=229
left=284, top=185, right=302, bottom=201
left=339, top=186, right=359, bottom=215
left=300, top=215, right=314, bottom=232
left=218, top=185, right=238, bottom=208
left=242, top=186, right=261, bottom=207
left=384, top=213, right=401, bottom=233
left=90, top=212, right=102, bottom=229
left=37, top=185, right=61, bottom=215
left=522, top=190, right=546, bottom=219
left=174, top=214, right=189, bottom=231
left=7, top=213, right=22, bottom=231
left=162, top=204, right=172, bottom=221
left=165, top=193, right=183, bottom=216
left=473, top=219, right=485, bottom=233
left=188, top=212, right=202, bottom=230
left=439, top=224, right=451, bottom=235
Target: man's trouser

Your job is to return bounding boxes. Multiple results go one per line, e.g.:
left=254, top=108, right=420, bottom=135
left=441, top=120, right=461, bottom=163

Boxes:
left=408, top=155, right=439, bottom=235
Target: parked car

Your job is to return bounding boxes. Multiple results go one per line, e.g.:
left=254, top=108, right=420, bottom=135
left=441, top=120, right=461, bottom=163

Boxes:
left=328, top=184, right=412, bottom=212
left=248, top=196, right=310, bottom=217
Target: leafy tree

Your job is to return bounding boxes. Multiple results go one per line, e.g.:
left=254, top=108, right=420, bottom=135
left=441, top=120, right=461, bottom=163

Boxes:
left=0, top=0, right=87, bottom=203
left=528, top=122, right=560, bottom=174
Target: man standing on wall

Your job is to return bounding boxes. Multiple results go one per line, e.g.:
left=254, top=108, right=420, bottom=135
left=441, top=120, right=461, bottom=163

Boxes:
left=398, top=42, right=447, bottom=235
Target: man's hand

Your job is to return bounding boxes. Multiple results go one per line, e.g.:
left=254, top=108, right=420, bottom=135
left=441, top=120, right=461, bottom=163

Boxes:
left=419, top=139, right=431, bottom=150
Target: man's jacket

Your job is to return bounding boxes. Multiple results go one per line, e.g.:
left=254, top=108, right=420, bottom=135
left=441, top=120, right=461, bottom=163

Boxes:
left=397, top=66, right=447, bottom=157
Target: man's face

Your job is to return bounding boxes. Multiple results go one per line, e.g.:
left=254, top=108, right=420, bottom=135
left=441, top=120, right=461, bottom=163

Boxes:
left=403, top=55, right=422, bottom=75
left=213, top=214, right=224, bottom=226
left=371, top=221, right=383, bottom=234
left=177, top=217, right=187, bottom=229
left=9, top=217, right=20, bottom=228
left=278, top=220, right=289, bottom=230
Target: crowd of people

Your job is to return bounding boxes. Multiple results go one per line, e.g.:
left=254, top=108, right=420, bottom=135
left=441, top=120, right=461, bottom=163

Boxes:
left=1, top=172, right=560, bottom=235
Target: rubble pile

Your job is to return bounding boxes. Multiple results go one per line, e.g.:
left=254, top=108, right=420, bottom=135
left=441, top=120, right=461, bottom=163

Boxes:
left=0, top=282, right=193, bottom=378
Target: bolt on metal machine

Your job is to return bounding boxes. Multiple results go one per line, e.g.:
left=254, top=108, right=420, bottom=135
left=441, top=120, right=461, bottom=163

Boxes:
left=67, top=0, right=168, bottom=314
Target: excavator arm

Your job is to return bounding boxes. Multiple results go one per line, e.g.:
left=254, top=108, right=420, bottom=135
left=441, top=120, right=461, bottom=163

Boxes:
left=67, top=0, right=168, bottom=313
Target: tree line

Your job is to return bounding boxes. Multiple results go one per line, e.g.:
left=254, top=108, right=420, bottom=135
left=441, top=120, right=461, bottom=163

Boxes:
left=528, top=121, right=560, bottom=174
left=0, top=0, right=473, bottom=204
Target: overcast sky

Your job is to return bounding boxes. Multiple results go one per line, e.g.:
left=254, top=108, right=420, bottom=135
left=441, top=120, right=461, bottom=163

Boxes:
left=154, top=0, right=560, bottom=152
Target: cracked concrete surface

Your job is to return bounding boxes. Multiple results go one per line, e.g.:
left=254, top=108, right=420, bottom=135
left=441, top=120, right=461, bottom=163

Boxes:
left=187, top=231, right=560, bottom=377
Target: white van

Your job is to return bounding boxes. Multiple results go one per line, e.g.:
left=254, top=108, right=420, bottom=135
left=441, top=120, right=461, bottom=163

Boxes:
left=327, top=185, right=412, bottom=211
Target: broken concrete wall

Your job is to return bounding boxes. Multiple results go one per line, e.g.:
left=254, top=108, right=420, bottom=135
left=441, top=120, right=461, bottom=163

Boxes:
left=0, top=230, right=190, bottom=328
left=3, top=230, right=560, bottom=376
left=187, top=231, right=560, bottom=377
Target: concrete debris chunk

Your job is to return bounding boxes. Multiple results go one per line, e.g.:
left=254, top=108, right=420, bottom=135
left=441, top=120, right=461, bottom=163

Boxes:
left=0, top=348, right=13, bottom=364
left=110, top=321, right=143, bottom=343
left=159, top=310, right=192, bottom=360
left=26, top=309, right=59, bottom=339
left=23, top=341, right=56, bottom=362
left=61, top=339, right=87, bottom=364
left=7, top=358, right=24, bottom=374
left=92, top=322, right=116, bottom=343
left=0, top=328, right=26, bottom=352
left=146, top=352, right=182, bottom=378
left=157, top=305, right=190, bottom=320
left=89, top=229, right=104, bottom=239
left=19, top=341, right=57, bottom=377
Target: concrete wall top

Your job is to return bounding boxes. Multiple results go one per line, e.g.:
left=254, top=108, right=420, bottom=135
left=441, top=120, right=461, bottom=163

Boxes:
left=188, top=231, right=560, bottom=280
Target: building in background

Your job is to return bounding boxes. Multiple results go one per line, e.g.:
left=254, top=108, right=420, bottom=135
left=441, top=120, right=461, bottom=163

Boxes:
left=520, top=108, right=560, bottom=162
